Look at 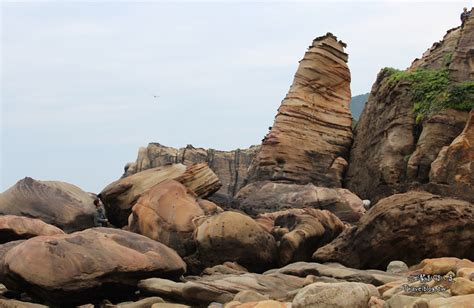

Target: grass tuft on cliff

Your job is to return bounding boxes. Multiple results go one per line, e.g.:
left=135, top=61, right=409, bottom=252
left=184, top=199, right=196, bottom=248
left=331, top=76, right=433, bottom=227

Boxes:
left=382, top=67, right=474, bottom=123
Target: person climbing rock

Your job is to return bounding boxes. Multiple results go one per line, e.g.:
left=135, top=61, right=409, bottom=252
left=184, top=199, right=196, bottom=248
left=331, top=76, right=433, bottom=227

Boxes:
left=461, top=7, right=471, bottom=27
left=93, top=198, right=109, bottom=227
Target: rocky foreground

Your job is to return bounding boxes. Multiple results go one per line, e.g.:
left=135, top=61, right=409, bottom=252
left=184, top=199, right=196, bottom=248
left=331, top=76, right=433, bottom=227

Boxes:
left=0, top=13, right=473, bottom=308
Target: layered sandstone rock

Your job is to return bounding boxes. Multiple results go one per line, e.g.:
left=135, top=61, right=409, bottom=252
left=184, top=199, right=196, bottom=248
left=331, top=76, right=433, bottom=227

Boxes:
left=429, top=110, right=474, bottom=202
left=235, top=181, right=365, bottom=222
left=124, top=143, right=258, bottom=203
left=185, top=211, right=277, bottom=273
left=0, top=177, right=96, bottom=232
left=255, top=208, right=345, bottom=265
left=345, top=24, right=472, bottom=202
left=313, top=191, right=474, bottom=270
left=1, top=228, right=186, bottom=305
left=245, top=33, right=352, bottom=187
left=0, top=215, right=64, bottom=243
left=139, top=273, right=307, bottom=304
left=128, top=180, right=222, bottom=256
left=100, top=163, right=221, bottom=227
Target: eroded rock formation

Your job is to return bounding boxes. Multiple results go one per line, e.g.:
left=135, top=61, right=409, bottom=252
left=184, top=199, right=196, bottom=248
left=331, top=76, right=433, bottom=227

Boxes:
left=245, top=33, right=353, bottom=187
left=0, top=177, right=96, bottom=232
left=128, top=180, right=222, bottom=256
left=124, top=143, right=258, bottom=204
left=345, top=21, right=472, bottom=202
left=255, top=208, right=345, bottom=266
left=428, top=110, right=474, bottom=202
left=100, top=163, right=221, bottom=227
left=313, top=191, right=474, bottom=269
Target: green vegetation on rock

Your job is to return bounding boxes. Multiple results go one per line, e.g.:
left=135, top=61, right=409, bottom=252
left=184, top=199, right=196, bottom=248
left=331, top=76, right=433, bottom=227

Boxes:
left=382, top=67, right=474, bottom=123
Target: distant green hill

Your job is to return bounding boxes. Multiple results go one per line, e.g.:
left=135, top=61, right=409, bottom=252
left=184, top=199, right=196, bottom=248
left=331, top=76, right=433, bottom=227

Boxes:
left=350, top=93, right=369, bottom=120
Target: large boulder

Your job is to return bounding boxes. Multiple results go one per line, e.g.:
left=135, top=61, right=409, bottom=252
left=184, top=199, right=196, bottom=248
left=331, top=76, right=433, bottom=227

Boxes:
left=124, top=143, right=259, bottom=205
left=1, top=228, right=186, bottom=305
left=235, top=181, right=365, bottom=222
left=128, top=180, right=222, bottom=256
left=255, top=208, right=345, bottom=265
left=244, top=33, right=353, bottom=188
left=0, top=215, right=64, bottom=243
left=429, top=110, right=474, bottom=202
left=0, top=177, right=96, bottom=232
left=100, top=163, right=221, bottom=227
left=292, top=282, right=379, bottom=308
left=186, top=211, right=277, bottom=273
left=313, top=191, right=474, bottom=269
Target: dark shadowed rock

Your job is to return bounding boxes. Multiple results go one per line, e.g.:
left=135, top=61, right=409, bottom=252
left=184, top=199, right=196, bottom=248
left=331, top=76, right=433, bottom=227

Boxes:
left=0, top=215, right=64, bottom=244
left=313, top=191, right=474, bottom=269
left=1, top=228, right=186, bottom=305
left=0, top=177, right=96, bottom=232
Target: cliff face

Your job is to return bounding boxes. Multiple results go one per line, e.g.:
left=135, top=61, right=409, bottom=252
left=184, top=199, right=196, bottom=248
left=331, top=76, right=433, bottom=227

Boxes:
left=345, top=18, right=473, bottom=202
left=245, top=33, right=353, bottom=188
left=124, top=143, right=258, bottom=203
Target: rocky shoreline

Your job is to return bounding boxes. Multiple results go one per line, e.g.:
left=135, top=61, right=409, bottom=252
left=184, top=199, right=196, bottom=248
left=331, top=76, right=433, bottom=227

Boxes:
left=0, top=12, right=473, bottom=308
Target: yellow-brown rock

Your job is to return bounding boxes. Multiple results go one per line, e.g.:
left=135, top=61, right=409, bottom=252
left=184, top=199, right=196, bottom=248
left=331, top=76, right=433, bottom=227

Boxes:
left=187, top=211, right=277, bottom=272
left=450, top=277, right=474, bottom=296
left=245, top=33, right=352, bottom=188
left=415, top=257, right=474, bottom=275
left=428, top=294, right=474, bottom=307
left=128, top=180, right=222, bottom=256
left=429, top=110, right=474, bottom=202
left=100, top=163, right=221, bottom=227
left=0, top=215, right=64, bottom=243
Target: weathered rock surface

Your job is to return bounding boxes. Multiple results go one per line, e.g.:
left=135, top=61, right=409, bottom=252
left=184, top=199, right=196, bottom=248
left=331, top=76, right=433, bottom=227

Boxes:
left=449, top=11, right=474, bottom=81
left=255, top=209, right=345, bottom=265
left=292, top=282, right=379, bottom=308
left=1, top=228, right=186, bottom=305
left=345, top=24, right=471, bottom=203
left=313, top=191, right=474, bottom=269
left=140, top=272, right=306, bottom=304
left=0, top=299, right=48, bottom=308
left=244, top=33, right=352, bottom=188
left=124, top=143, right=258, bottom=204
left=0, top=215, right=64, bottom=243
left=429, top=110, right=474, bottom=202
left=235, top=181, right=365, bottom=222
left=268, top=262, right=404, bottom=286
left=0, top=177, right=96, bottom=232
left=128, top=180, right=222, bottom=256
left=100, top=163, right=221, bottom=227
left=428, top=294, right=474, bottom=308
left=185, top=211, right=277, bottom=273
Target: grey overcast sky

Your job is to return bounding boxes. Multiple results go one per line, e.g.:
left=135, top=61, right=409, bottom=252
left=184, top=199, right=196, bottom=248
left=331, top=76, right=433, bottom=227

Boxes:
left=1, top=0, right=470, bottom=193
